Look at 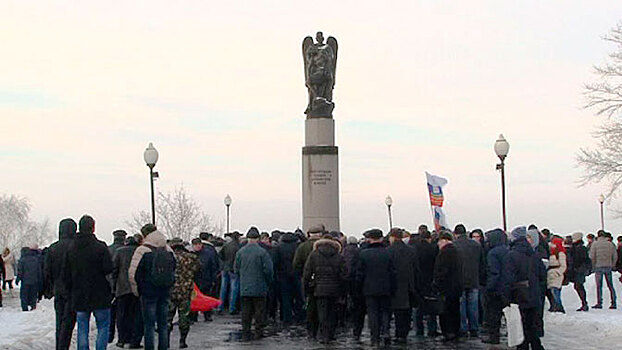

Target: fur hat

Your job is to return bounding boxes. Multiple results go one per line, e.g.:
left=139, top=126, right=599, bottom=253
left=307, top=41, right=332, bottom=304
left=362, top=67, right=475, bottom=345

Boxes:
left=246, top=227, right=260, bottom=239
left=347, top=236, right=358, bottom=244
left=572, top=232, right=583, bottom=242
left=364, top=228, right=383, bottom=239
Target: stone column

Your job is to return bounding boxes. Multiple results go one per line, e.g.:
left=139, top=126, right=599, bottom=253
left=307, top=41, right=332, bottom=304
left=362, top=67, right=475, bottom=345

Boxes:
left=302, top=117, right=340, bottom=233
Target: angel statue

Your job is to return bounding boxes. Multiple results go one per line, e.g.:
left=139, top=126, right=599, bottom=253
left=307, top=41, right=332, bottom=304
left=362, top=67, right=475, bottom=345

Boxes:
left=302, top=32, right=338, bottom=118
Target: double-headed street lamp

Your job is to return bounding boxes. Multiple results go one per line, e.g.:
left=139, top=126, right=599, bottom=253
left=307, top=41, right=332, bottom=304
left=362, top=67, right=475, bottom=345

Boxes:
left=494, top=134, right=510, bottom=232
left=385, top=195, right=393, bottom=232
left=599, top=194, right=605, bottom=231
left=143, top=142, right=159, bottom=225
left=224, top=194, right=232, bottom=234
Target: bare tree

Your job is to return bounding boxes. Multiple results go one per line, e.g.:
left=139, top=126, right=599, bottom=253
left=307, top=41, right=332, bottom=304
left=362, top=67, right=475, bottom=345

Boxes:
left=126, top=186, right=222, bottom=241
left=579, top=22, right=622, bottom=209
left=0, top=194, right=54, bottom=253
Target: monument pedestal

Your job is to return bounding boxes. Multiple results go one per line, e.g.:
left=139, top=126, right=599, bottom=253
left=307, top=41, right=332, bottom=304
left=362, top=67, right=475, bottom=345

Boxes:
left=302, top=117, right=340, bottom=233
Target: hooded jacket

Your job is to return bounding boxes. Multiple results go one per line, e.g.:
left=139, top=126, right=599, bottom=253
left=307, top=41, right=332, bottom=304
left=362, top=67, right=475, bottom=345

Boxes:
left=128, top=230, right=174, bottom=297
left=303, top=238, right=346, bottom=297
left=503, top=237, right=546, bottom=309
left=65, top=232, right=114, bottom=312
left=17, top=247, right=43, bottom=287
left=485, top=229, right=508, bottom=295
left=44, top=218, right=76, bottom=297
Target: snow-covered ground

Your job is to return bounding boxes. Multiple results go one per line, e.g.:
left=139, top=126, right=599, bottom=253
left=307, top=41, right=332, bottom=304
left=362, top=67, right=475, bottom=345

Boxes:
left=542, top=274, right=622, bottom=350
left=0, top=291, right=56, bottom=350
left=1, top=276, right=622, bottom=349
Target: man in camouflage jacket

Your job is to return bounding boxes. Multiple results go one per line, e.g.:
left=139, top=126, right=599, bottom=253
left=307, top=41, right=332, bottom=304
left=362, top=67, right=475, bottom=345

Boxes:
left=168, top=238, right=201, bottom=349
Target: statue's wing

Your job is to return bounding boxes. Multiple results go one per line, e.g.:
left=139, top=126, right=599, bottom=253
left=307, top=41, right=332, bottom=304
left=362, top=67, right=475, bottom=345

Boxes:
left=327, top=36, right=338, bottom=87
left=302, top=36, right=314, bottom=82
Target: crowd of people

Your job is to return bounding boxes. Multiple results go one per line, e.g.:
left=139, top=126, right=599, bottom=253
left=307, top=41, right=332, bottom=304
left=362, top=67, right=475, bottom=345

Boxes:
left=2, top=215, right=622, bottom=350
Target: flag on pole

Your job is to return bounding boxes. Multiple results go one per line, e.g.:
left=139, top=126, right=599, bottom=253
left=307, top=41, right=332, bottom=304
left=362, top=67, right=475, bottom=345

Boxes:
left=426, top=172, right=449, bottom=231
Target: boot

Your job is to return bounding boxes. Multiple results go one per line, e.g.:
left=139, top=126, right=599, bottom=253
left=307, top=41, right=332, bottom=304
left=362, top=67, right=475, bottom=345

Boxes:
left=180, top=331, right=189, bottom=349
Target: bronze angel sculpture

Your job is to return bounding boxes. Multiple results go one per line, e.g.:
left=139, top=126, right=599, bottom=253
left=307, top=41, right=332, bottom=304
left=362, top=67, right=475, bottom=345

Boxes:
left=302, top=32, right=338, bottom=118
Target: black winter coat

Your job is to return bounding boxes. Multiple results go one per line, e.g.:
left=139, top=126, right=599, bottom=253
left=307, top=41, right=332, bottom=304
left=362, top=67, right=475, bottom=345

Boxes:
left=413, top=239, right=438, bottom=295
left=503, top=237, right=546, bottom=309
left=485, top=229, right=508, bottom=295
left=388, top=240, right=420, bottom=309
left=303, top=239, right=347, bottom=297
left=112, top=243, right=139, bottom=297
left=356, top=242, right=396, bottom=297
left=65, top=233, right=114, bottom=312
left=342, top=243, right=360, bottom=281
left=18, top=248, right=43, bottom=287
left=44, top=218, right=76, bottom=297
left=568, top=241, right=589, bottom=282
left=219, top=239, right=240, bottom=272
left=274, top=233, right=298, bottom=278
left=453, top=235, right=485, bottom=289
left=433, top=243, right=463, bottom=299
left=195, top=244, right=220, bottom=293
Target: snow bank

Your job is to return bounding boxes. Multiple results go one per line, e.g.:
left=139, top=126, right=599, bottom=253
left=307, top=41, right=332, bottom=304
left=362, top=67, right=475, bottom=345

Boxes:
left=0, top=295, right=56, bottom=350
left=542, top=272, right=622, bottom=349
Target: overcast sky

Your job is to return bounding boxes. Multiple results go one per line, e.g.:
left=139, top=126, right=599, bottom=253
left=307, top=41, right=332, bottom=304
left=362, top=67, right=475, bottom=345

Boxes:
left=2, top=1, right=622, bottom=243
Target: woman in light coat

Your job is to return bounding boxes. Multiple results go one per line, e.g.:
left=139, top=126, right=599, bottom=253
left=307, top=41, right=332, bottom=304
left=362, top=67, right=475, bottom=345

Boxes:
left=2, top=248, right=16, bottom=290
left=547, top=237, right=567, bottom=313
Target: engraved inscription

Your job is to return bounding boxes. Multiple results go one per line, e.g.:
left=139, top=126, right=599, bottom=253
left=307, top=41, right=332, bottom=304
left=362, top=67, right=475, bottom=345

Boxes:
left=311, top=170, right=332, bottom=185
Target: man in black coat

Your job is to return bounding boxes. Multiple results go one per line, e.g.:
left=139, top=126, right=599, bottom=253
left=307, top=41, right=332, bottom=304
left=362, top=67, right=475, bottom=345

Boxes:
left=388, top=228, right=420, bottom=344
left=44, top=218, right=77, bottom=350
left=303, top=236, right=347, bottom=344
left=568, top=232, right=590, bottom=311
left=453, top=224, right=485, bottom=338
left=108, top=229, right=127, bottom=344
left=17, top=245, right=43, bottom=311
left=412, top=229, right=440, bottom=337
left=433, top=230, right=463, bottom=342
left=343, top=236, right=365, bottom=339
left=217, top=231, right=241, bottom=315
left=504, top=226, right=546, bottom=350
left=274, top=231, right=303, bottom=326
left=482, top=228, right=509, bottom=344
left=112, top=234, right=144, bottom=348
left=64, top=215, right=114, bottom=350
left=356, top=229, right=396, bottom=346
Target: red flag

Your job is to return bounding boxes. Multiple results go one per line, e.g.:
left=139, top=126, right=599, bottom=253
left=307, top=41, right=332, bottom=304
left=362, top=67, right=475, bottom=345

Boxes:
left=190, top=284, right=221, bottom=312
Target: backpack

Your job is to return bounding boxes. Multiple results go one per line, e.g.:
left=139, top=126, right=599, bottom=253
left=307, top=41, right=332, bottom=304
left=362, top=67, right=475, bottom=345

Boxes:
left=149, top=246, right=176, bottom=288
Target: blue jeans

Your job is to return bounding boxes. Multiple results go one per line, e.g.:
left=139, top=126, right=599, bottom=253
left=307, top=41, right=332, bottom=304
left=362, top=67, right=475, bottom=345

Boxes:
left=595, top=267, right=617, bottom=306
left=76, top=309, right=111, bottom=350
left=459, top=289, right=479, bottom=333
left=141, top=295, right=169, bottom=350
left=218, top=271, right=240, bottom=313
left=550, top=287, right=563, bottom=309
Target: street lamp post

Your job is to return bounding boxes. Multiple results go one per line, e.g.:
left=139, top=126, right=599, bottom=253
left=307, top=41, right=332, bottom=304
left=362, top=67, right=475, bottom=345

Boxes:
left=494, top=134, right=510, bottom=232
left=599, top=194, right=605, bottom=231
left=385, top=195, right=393, bottom=232
left=143, top=142, right=159, bottom=225
left=224, top=194, right=232, bottom=234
